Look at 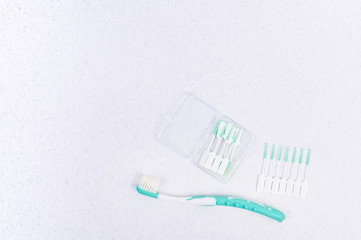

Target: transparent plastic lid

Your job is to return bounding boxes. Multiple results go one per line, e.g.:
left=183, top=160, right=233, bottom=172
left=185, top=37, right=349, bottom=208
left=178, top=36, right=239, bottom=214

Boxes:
left=157, top=92, right=255, bottom=183
left=157, top=93, right=219, bottom=158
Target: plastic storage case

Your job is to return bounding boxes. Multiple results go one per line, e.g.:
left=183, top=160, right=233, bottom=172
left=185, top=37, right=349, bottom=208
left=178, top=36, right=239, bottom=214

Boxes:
left=157, top=92, right=255, bottom=183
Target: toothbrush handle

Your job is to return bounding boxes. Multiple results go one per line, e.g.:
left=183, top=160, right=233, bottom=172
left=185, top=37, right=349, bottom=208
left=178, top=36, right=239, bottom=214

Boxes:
left=188, top=196, right=285, bottom=222
left=158, top=194, right=285, bottom=222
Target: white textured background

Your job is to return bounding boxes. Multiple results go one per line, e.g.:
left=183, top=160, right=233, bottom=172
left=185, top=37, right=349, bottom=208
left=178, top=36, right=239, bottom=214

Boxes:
left=1, top=1, right=361, bottom=239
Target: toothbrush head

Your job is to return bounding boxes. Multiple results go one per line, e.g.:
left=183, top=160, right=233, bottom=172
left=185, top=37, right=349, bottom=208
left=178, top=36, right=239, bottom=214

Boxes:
left=136, top=176, right=160, bottom=198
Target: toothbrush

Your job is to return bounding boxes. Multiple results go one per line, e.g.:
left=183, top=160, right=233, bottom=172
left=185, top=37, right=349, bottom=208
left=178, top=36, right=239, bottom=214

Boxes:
left=210, top=123, right=234, bottom=172
left=198, top=121, right=222, bottom=167
left=136, top=176, right=286, bottom=222
left=293, top=148, right=304, bottom=198
left=278, top=146, right=289, bottom=195
left=221, top=128, right=243, bottom=176
left=271, top=145, right=283, bottom=193
left=300, top=149, right=311, bottom=198
left=264, top=144, right=276, bottom=193
left=285, top=147, right=297, bottom=197
left=256, top=143, right=269, bottom=192
left=203, top=121, right=227, bottom=169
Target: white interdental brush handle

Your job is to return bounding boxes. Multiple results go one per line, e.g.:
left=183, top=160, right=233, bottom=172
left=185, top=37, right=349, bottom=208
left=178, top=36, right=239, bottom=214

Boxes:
left=272, top=145, right=283, bottom=194
left=300, top=165, right=309, bottom=198
left=256, top=143, right=269, bottom=192
left=228, top=128, right=243, bottom=160
left=285, top=147, right=297, bottom=197
left=278, top=146, right=289, bottom=195
left=198, top=134, right=216, bottom=166
left=222, top=124, right=234, bottom=157
left=300, top=149, right=311, bottom=198
left=293, top=148, right=304, bottom=198
left=203, top=121, right=227, bottom=169
left=224, top=127, right=237, bottom=158
left=199, top=121, right=221, bottom=167
left=261, top=154, right=268, bottom=176
left=216, top=127, right=238, bottom=175
left=222, top=128, right=243, bottom=176
left=264, top=144, right=276, bottom=193
left=214, top=121, right=227, bottom=152
left=285, top=162, right=295, bottom=196
left=210, top=123, right=234, bottom=172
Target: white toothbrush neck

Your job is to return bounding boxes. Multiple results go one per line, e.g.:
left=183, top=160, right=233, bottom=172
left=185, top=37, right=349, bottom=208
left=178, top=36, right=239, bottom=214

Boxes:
left=158, top=194, right=191, bottom=203
left=158, top=194, right=216, bottom=206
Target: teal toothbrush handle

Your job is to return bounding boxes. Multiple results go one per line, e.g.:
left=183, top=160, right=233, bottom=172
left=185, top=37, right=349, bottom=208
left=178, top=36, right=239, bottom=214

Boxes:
left=188, top=196, right=285, bottom=222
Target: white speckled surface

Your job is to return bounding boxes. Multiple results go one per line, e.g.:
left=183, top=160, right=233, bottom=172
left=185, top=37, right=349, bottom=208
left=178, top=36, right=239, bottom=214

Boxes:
left=1, top=1, right=361, bottom=239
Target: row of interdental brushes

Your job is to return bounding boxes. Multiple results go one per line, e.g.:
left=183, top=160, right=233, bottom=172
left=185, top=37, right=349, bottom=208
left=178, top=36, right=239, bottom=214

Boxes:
left=198, top=120, right=243, bottom=176
left=257, top=143, right=311, bottom=198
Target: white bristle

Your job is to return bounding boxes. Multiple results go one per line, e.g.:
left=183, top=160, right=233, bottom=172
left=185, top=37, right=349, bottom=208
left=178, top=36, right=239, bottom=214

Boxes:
left=138, top=176, right=160, bottom=193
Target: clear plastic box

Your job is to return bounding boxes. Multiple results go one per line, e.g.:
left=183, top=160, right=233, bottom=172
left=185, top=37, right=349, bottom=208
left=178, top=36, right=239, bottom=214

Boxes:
left=157, top=92, right=255, bottom=183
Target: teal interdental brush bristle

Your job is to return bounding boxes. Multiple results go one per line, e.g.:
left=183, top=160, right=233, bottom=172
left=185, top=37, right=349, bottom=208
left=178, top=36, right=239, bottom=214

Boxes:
left=272, top=145, right=283, bottom=193
left=278, top=146, right=289, bottom=195
left=300, top=149, right=311, bottom=198
left=264, top=144, right=276, bottom=193
left=293, top=148, right=304, bottom=198
left=285, top=147, right=297, bottom=197
left=257, top=143, right=269, bottom=192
